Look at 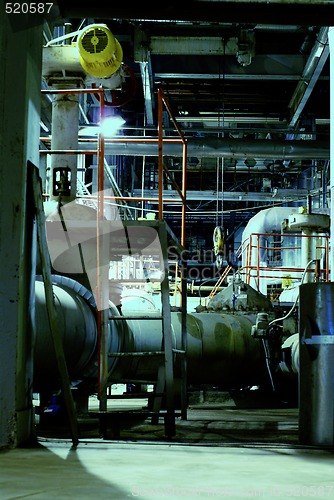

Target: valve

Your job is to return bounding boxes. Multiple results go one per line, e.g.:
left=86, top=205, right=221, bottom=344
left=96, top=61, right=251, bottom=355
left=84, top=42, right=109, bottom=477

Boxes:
left=53, top=167, right=71, bottom=197
left=251, top=312, right=269, bottom=338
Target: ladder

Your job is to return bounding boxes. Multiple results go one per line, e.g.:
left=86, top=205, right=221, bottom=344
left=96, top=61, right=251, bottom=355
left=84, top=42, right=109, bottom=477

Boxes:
left=97, top=219, right=186, bottom=439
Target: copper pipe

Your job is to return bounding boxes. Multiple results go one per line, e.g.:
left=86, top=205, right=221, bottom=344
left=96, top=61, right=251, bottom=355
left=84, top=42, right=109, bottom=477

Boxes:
left=157, top=87, right=187, bottom=245
left=208, top=265, right=232, bottom=300
left=256, top=236, right=260, bottom=291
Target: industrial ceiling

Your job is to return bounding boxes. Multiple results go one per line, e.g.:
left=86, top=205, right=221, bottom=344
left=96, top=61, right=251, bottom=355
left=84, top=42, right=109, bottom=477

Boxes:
left=43, top=1, right=333, bottom=247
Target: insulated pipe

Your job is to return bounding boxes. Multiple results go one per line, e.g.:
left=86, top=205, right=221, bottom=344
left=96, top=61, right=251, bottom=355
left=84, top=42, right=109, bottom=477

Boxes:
left=33, top=281, right=98, bottom=391
left=33, top=282, right=267, bottom=391
left=77, top=137, right=330, bottom=159
left=241, top=207, right=300, bottom=254
left=49, top=82, right=80, bottom=202
left=109, top=311, right=266, bottom=387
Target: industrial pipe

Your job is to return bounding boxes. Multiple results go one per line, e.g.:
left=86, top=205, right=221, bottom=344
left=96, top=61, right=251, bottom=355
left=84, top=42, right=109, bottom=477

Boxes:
left=33, top=280, right=98, bottom=391
left=33, top=281, right=267, bottom=391
left=49, top=82, right=80, bottom=202
left=109, top=311, right=266, bottom=387
left=76, top=136, right=330, bottom=159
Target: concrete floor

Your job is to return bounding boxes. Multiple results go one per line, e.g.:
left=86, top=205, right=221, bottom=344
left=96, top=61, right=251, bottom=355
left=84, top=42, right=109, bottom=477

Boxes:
left=1, top=392, right=334, bottom=499
left=1, top=438, right=334, bottom=499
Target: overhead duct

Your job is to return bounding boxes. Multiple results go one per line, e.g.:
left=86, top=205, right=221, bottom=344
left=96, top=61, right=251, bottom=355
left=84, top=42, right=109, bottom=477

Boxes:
left=78, top=137, right=330, bottom=159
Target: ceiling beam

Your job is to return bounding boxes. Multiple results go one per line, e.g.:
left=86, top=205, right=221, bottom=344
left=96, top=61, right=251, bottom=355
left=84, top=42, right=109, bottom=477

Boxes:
left=56, top=1, right=334, bottom=27
left=288, top=27, right=329, bottom=128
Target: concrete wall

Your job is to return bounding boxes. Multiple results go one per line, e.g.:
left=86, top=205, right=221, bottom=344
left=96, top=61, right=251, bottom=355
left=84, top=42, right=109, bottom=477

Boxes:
left=0, top=11, right=43, bottom=447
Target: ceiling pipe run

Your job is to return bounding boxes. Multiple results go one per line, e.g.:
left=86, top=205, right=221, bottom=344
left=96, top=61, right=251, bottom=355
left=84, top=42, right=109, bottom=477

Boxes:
left=77, top=137, right=330, bottom=159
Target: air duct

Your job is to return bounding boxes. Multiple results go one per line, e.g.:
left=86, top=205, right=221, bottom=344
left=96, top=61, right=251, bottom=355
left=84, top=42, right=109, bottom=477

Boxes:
left=78, top=137, right=330, bottom=159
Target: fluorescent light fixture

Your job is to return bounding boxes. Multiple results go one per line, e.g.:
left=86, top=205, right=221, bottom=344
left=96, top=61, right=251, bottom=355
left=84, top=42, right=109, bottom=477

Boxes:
left=78, top=126, right=99, bottom=137
left=100, top=116, right=126, bottom=136
left=78, top=116, right=126, bottom=137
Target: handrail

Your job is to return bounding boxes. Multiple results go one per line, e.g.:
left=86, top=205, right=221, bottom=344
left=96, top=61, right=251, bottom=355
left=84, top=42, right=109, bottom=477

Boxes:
left=207, top=264, right=233, bottom=301
left=240, top=231, right=330, bottom=289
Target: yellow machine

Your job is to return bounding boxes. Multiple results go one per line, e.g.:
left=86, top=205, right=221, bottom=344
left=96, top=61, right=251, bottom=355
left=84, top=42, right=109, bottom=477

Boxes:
left=77, top=24, right=123, bottom=78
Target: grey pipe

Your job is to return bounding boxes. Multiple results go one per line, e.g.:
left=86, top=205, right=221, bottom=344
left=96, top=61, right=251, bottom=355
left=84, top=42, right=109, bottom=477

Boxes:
left=33, top=280, right=98, bottom=391
left=78, top=137, right=329, bottom=159
left=49, top=84, right=80, bottom=202
left=33, top=280, right=267, bottom=391
left=110, top=311, right=266, bottom=387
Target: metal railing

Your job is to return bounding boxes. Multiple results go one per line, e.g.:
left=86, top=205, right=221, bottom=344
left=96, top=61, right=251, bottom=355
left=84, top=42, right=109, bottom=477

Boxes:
left=238, top=232, right=330, bottom=292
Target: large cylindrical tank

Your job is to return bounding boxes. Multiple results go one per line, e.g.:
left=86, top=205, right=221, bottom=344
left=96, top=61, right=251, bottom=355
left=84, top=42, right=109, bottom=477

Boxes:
left=299, top=282, right=334, bottom=446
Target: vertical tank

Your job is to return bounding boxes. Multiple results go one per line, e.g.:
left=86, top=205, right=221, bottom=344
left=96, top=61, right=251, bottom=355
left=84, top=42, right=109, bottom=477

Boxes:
left=299, top=282, right=334, bottom=446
